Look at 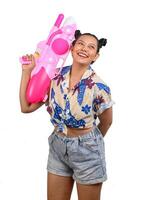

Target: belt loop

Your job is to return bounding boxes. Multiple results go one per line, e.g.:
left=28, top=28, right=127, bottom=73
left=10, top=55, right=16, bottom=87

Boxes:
left=78, top=136, right=82, bottom=143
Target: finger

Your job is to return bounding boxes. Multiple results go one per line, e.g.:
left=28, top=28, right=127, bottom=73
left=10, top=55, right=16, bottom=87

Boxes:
left=24, top=54, right=29, bottom=61
left=26, top=54, right=32, bottom=60
left=34, top=51, right=40, bottom=58
left=31, top=54, right=35, bottom=65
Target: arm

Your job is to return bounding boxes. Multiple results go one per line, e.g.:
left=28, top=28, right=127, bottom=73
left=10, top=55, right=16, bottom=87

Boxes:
left=19, top=54, right=45, bottom=113
left=97, top=107, right=113, bottom=137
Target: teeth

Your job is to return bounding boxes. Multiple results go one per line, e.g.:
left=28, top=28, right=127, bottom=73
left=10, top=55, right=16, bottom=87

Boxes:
left=78, top=53, right=88, bottom=58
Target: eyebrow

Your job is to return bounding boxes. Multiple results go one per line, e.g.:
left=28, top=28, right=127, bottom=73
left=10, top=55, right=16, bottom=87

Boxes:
left=77, top=39, right=97, bottom=47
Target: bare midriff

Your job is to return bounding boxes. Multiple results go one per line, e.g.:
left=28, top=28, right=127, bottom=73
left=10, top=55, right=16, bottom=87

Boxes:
left=55, top=126, right=94, bottom=137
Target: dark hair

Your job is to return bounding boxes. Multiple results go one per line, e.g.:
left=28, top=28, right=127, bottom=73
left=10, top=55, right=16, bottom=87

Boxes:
left=72, top=30, right=107, bottom=54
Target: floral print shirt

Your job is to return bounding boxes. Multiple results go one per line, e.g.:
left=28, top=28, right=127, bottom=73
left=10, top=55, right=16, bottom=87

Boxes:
left=46, top=65, right=114, bottom=135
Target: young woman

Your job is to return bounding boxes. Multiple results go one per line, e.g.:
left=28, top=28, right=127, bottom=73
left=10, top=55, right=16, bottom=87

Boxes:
left=19, top=30, right=114, bottom=200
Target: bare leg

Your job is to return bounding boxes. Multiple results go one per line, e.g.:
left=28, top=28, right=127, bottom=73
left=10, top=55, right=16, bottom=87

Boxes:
left=47, top=172, right=75, bottom=200
left=76, top=182, right=102, bottom=200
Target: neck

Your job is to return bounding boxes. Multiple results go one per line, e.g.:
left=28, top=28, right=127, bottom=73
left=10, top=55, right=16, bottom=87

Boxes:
left=70, top=62, right=89, bottom=77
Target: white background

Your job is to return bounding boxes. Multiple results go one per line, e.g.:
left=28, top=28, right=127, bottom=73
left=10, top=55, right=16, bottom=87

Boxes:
left=0, top=0, right=144, bottom=199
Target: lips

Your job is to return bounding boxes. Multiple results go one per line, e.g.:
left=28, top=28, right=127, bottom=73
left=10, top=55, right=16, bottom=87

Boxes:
left=77, top=52, right=88, bottom=58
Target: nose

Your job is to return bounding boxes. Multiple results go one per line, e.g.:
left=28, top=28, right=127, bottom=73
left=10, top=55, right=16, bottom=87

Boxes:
left=81, top=44, right=87, bottom=51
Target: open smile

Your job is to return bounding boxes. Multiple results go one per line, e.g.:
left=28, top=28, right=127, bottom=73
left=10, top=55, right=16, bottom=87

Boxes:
left=77, top=52, right=89, bottom=58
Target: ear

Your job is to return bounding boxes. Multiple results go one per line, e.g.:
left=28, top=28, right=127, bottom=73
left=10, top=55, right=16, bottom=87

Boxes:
left=70, top=45, right=74, bottom=56
left=93, top=53, right=100, bottom=62
left=70, top=45, right=74, bottom=51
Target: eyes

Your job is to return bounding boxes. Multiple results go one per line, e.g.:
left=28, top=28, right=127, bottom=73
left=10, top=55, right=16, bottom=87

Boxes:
left=76, top=41, right=96, bottom=50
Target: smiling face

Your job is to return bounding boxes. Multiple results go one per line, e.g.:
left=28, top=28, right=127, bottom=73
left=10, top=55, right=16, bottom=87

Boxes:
left=71, top=35, right=99, bottom=66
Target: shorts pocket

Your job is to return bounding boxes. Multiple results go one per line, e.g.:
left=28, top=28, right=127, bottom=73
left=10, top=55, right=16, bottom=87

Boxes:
left=80, top=138, right=100, bottom=153
left=48, top=133, right=55, bottom=145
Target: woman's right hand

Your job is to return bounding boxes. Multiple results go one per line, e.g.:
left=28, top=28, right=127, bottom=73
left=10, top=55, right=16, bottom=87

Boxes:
left=22, top=54, right=35, bottom=71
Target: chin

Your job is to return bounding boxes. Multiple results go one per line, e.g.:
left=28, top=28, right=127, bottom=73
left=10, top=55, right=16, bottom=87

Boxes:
left=77, top=60, right=90, bottom=66
left=75, top=57, right=86, bottom=63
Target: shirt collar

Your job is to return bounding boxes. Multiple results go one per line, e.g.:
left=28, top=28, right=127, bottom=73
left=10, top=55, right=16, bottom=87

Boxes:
left=65, top=65, right=95, bottom=81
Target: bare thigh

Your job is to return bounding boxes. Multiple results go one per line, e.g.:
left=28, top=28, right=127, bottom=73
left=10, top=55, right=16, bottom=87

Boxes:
left=47, top=172, right=75, bottom=200
left=76, top=182, right=103, bottom=200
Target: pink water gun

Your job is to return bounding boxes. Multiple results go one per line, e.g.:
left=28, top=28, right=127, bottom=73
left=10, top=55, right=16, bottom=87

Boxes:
left=20, top=14, right=77, bottom=103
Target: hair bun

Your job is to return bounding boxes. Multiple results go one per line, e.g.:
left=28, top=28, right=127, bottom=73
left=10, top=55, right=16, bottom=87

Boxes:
left=74, top=30, right=81, bottom=39
left=99, top=38, right=107, bottom=48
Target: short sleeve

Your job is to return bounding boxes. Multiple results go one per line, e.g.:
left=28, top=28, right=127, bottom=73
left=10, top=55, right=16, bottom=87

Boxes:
left=93, top=81, right=114, bottom=116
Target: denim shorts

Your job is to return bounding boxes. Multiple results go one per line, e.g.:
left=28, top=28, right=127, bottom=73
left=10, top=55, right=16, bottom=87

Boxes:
left=46, top=126, right=107, bottom=185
